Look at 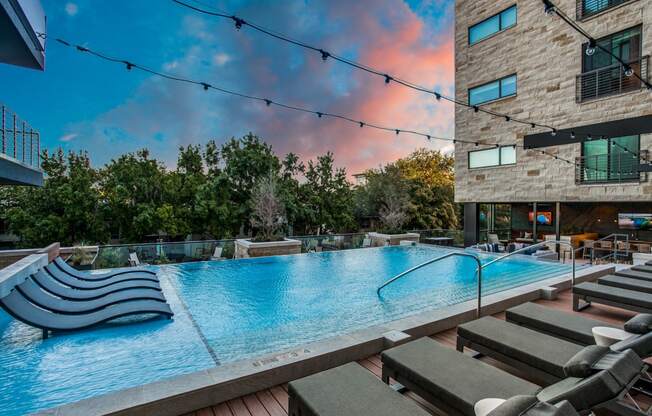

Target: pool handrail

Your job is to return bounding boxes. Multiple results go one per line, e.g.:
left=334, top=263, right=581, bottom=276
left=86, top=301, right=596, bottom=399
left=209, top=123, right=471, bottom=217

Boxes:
left=376, top=252, right=483, bottom=318
left=481, top=240, right=576, bottom=286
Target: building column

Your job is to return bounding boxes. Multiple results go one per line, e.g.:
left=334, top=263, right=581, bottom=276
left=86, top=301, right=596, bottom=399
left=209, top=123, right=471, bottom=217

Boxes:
left=464, top=203, right=479, bottom=247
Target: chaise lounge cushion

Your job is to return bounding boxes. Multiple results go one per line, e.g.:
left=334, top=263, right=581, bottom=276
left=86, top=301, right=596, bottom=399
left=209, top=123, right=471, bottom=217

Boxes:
left=632, top=265, right=652, bottom=273
left=506, top=302, right=614, bottom=346
left=598, top=275, right=652, bottom=294
left=381, top=337, right=539, bottom=416
left=613, top=269, right=652, bottom=282
left=458, top=317, right=582, bottom=379
left=624, top=314, right=652, bottom=334
left=287, top=362, right=430, bottom=416
left=488, top=397, right=578, bottom=416
left=573, top=282, right=652, bottom=310
left=563, top=345, right=610, bottom=378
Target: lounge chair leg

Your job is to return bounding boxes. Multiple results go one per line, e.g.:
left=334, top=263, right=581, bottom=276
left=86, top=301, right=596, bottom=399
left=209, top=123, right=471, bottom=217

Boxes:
left=456, top=336, right=464, bottom=352
left=573, top=295, right=590, bottom=312
left=42, top=329, right=48, bottom=339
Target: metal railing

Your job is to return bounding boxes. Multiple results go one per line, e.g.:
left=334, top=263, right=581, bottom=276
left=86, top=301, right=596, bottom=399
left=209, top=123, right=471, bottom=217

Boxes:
left=0, top=104, right=41, bottom=170
left=576, top=56, right=648, bottom=103
left=575, top=150, right=649, bottom=184
left=576, top=0, right=633, bottom=20
left=376, top=252, right=483, bottom=318
left=590, top=233, right=630, bottom=264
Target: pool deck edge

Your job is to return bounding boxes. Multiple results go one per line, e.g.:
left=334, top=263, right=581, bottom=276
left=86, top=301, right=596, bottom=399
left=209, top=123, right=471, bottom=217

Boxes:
left=31, top=263, right=614, bottom=416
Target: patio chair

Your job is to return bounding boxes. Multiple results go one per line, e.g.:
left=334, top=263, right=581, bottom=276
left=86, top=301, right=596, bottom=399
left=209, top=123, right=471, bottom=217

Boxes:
left=573, top=282, right=652, bottom=313
left=0, top=287, right=173, bottom=339
left=505, top=302, right=652, bottom=357
left=16, top=276, right=166, bottom=314
left=211, top=246, right=224, bottom=260
left=581, top=240, right=594, bottom=259
left=32, top=270, right=161, bottom=301
left=44, top=263, right=158, bottom=290
left=129, top=252, right=144, bottom=267
left=382, top=337, right=643, bottom=416
left=54, top=257, right=155, bottom=280
left=362, top=237, right=371, bottom=248
left=455, top=316, right=648, bottom=390
left=289, top=361, right=579, bottom=416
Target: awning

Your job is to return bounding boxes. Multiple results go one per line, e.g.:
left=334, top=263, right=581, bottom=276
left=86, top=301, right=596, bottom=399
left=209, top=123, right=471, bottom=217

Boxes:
left=524, top=115, right=652, bottom=149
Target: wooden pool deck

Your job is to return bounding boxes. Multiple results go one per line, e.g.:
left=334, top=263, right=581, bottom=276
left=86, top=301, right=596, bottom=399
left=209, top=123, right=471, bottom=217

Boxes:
left=184, top=290, right=641, bottom=416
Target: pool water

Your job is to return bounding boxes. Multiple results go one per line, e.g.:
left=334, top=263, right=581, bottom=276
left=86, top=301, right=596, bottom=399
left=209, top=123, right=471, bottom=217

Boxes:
left=0, top=245, right=572, bottom=415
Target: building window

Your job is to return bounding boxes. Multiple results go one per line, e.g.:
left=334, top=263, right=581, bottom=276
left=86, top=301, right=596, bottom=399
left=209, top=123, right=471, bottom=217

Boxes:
left=577, top=26, right=646, bottom=102
left=580, top=135, right=640, bottom=183
left=469, top=75, right=517, bottom=106
left=578, top=0, right=633, bottom=20
left=469, top=146, right=516, bottom=169
left=468, top=5, right=517, bottom=45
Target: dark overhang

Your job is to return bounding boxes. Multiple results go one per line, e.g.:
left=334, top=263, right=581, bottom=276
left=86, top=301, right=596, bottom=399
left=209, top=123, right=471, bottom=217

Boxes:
left=0, top=0, right=46, bottom=70
left=524, top=115, right=652, bottom=149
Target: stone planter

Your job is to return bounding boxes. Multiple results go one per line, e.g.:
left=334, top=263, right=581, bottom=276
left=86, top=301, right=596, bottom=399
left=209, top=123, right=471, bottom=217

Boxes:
left=368, top=232, right=420, bottom=247
left=235, top=238, right=302, bottom=259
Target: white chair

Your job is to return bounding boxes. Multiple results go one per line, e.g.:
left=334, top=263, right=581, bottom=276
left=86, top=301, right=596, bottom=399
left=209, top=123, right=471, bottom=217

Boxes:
left=128, top=252, right=142, bottom=266
left=211, top=246, right=224, bottom=260
left=362, top=238, right=371, bottom=248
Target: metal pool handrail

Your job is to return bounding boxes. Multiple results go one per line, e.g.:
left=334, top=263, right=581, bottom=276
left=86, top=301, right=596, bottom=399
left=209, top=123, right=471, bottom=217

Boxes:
left=376, top=252, right=483, bottom=318
left=482, top=240, right=576, bottom=286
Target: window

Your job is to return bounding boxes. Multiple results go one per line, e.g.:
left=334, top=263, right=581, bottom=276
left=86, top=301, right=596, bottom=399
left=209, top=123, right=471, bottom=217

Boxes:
left=582, top=26, right=641, bottom=72
left=581, top=135, right=640, bottom=183
left=469, top=75, right=517, bottom=106
left=580, top=0, right=633, bottom=20
left=469, top=146, right=516, bottom=169
left=469, top=6, right=517, bottom=45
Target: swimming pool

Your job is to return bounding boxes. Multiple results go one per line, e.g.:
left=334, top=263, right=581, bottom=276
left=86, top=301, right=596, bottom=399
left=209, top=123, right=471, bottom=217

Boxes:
left=0, top=245, right=573, bottom=415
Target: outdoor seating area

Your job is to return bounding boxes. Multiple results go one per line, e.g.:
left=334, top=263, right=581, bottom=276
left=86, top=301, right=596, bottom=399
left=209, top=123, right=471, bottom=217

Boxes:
left=0, top=256, right=173, bottom=338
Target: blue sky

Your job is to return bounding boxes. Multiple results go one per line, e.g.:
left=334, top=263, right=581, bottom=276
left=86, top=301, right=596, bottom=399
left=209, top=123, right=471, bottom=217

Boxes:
left=0, top=0, right=455, bottom=173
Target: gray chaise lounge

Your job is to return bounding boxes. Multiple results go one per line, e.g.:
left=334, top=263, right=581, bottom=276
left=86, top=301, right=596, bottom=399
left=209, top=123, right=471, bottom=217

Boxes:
left=632, top=265, right=652, bottom=273
left=505, top=302, right=652, bottom=348
left=288, top=363, right=431, bottom=416
left=597, top=275, right=652, bottom=294
left=614, top=268, right=652, bottom=281
left=572, top=282, right=652, bottom=313
left=289, top=362, right=579, bottom=416
left=32, top=270, right=161, bottom=299
left=45, top=263, right=158, bottom=289
left=381, top=337, right=643, bottom=416
left=17, top=277, right=166, bottom=314
left=54, top=257, right=156, bottom=280
left=0, top=287, right=173, bottom=338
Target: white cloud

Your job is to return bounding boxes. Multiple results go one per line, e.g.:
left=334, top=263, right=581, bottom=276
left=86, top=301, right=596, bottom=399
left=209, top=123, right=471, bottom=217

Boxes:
left=212, top=53, right=231, bottom=66
left=163, top=60, right=179, bottom=71
left=59, top=133, right=78, bottom=142
left=65, top=2, right=78, bottom=16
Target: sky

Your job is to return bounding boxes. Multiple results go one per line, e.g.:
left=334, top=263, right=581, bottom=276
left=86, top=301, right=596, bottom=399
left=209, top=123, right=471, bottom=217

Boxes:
left=0, top=0, right=455, bottom=174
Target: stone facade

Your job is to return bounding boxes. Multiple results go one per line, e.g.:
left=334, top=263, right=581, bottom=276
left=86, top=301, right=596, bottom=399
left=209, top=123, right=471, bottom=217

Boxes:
left=368, top=232, right=420, bottom=246
left=454, top=0, right=652, bottom=203
left=234, top=239, right=302, bottom=258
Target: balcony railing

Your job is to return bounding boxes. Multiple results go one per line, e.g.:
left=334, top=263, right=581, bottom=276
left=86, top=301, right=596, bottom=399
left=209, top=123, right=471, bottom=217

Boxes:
left=576, top=56, right=649, bottom=103
left=575, top=150, right=649, bottom=184
left=576, top=0, right=633, bottom=20
left=1, top=104, right=41, bottom=170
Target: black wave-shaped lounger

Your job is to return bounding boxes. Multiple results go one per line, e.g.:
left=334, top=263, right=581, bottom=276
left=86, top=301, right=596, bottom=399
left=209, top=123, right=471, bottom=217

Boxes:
left=44, top=263, right=158, bottom=290
left=32, top=270, right=161, bottom=301
left=0, top=288, right=173, bottom=338
left=381, top=337, right=643, bottom=416
left=572, top=282, right=652, bottom=313
left=17, top=277, right=166, bottom=314
left=54, top=256, right=156, bottom=280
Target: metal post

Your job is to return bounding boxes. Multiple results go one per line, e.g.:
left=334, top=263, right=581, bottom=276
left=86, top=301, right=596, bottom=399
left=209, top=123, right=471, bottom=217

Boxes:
left=477, top=266, right=482, bottom=318
left=532, top=202, right=538, bottom=243
left=12, top=114, right=16, bottom=158
left=21, top=122, right=25, bottom=163
left=1, top=106, right=4, bottom=154
left=36, top=132, right=40, bottom=168
left=29, top=129, right=33, bottom=165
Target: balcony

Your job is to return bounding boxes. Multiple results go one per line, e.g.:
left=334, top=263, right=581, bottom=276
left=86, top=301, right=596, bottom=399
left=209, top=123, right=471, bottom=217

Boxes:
left=576, top=0, right=634, bottom=20
left=576, top=56, right=648, bottom=103
left=575, top=150, right=649, bottom=185
left=0, top=104, right=43, bottom=186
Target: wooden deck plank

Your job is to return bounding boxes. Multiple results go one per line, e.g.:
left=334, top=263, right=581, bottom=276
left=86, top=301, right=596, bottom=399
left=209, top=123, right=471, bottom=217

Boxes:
left=193, top=290, right=643, bottom=416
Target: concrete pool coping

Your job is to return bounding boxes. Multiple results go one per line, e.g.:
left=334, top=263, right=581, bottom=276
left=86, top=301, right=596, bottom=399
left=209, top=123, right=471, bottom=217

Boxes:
left=33, top=262, right=614, bottom=416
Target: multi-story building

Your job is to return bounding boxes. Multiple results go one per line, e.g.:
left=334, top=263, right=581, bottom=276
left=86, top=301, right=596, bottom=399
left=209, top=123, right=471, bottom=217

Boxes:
left=455, top=0, right=652, bottom=250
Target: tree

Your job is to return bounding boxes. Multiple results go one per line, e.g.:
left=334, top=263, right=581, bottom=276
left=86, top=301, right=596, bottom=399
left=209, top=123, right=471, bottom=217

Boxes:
left=250, top=174, right=286, bottom=241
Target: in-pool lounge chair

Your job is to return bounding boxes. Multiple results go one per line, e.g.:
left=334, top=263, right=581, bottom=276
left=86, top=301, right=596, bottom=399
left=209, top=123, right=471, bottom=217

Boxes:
left=572, top=282, right=652, bottom=313
left=505, top=302, right=652, bottom=351
left=0, top=287, right=173, bottom=338
left=288, top=361, right=579, bottom=416
left=44, top=263, right=159, bottom=290
left=456, top=316, right=651, bottom=385
left=16, top=277, right=166, bottom=314
left=32, top=270, right=161, bottom=301
left=381, top=337, right=643, bottom=416
left=54, top=256, right=155, bottom=280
